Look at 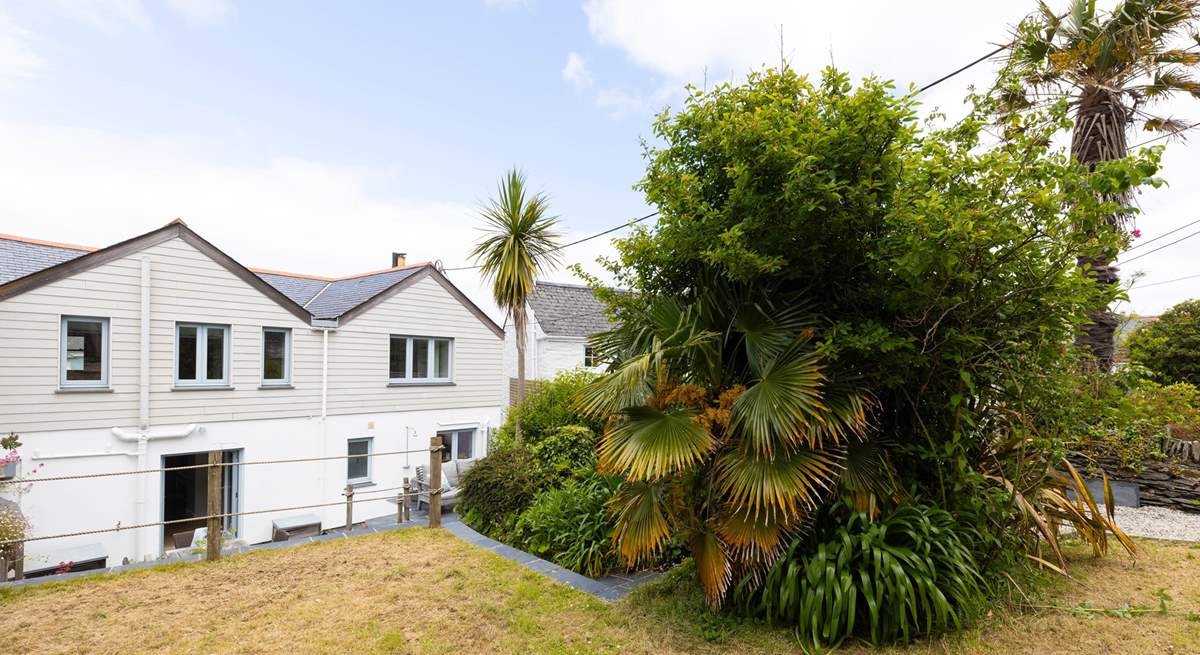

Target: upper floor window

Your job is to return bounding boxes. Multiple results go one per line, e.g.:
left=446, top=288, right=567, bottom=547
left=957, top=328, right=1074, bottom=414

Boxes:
left=261, top=327, right=291, bottom=386
left=389, top=336, right=452, bottom=383
left=60, top=316, right=109, bottom=388
left=584, top=345, right=598, bottom=368
left=176, top=323, right=230, bottom=387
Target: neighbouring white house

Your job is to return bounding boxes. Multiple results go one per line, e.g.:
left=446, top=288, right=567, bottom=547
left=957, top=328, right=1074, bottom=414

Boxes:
left=503, top=281, right=612, bottom=402
left=0, top=220, right=504, bottom=574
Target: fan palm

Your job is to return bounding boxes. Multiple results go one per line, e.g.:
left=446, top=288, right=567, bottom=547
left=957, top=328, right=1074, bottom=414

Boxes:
left=471, top=168, right=561, bottom=439
left=1001, top=0, right=1200, bottom=367
left=575, top=281, right=876, bottom=607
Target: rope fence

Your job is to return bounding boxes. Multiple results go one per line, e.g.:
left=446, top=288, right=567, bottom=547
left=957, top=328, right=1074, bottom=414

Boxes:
left=0, top=438, right=451, bottom=581
left=11, top=448, right=432, bottom=484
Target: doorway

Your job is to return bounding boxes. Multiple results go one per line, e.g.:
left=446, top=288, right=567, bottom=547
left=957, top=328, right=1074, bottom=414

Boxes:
left=161, top=449, right=241, bottom=551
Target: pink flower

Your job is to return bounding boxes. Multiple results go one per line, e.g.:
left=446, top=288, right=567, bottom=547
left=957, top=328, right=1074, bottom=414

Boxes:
left=1132, top=229, right=1142, bottom=238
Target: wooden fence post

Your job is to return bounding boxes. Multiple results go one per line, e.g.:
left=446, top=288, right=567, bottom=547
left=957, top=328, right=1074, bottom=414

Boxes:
left=400, top=477, right=411, bottom=523
left=344, top=483, right=355, bottom=532
left=206, top=450, right=222, bottom=562
left=0, top=556, right=7, bottom=584
left=428, top=436, right=442, bottom=528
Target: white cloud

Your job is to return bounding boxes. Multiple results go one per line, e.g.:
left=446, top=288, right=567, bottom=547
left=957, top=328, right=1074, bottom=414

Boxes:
left=0, top=118, right=618, bottom=322
left=166, top=0, right=233, bottom=24
left=562, top=51, right=593, bottom=89
left=0, top=12, right=46, bottom=81
left=53, top=0, right=153, bottom=33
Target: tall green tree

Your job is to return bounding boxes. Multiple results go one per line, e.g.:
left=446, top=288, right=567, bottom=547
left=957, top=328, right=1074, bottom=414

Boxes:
left=591, top=67, right=1158, bottom=602
left=1002, top=0, right=1200, bottom=367
left=472, top=169, right=561, bottom=439
left=1128, top=299, right=1200, bottom=384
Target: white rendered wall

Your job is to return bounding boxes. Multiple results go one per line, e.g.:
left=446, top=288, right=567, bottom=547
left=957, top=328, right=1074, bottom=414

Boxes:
left=14, top=405, right=499, bottom=569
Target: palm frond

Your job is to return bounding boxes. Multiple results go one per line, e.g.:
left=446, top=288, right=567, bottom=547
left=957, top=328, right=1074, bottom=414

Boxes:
left=730, top=342, right=830, bottom=455
left=715, top=447, right=842, bottom=522
left=690, top=527, right=732, bottom=607
left=470, top=168, right=562, bottom=311
left=599, top=405, right=716, bottom=479
left=609, top=480, right=672, bottom=564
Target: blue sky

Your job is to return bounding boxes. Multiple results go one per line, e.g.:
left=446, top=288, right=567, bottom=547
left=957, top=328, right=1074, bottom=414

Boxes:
left=1, top=1, right=1197, bottom=318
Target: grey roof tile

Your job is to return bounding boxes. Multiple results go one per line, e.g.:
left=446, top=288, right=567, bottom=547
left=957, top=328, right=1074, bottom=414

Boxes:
left=255, top=273, right=330, bottom=307
left=0, top=238, right=89, bottom=284
left=527, top=281, right=614, bottom=337
left=260, top=267, right=422, bottom=319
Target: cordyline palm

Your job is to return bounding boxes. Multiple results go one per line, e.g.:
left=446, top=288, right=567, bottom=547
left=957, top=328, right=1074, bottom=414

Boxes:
left=1001, top=0, right=1200, bottom=367
left=575, top=281, right=877, bottom=607
left=471, top=168, right=561, bottom=439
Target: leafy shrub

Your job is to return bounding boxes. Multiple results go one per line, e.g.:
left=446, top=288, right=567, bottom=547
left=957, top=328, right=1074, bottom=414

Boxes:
left=510, top=470, right=621, bottom=577
left=1129, top=300, right=1200, bottom=386
left=456, top=446, right=541, bottom=539
left=735, top=503, right=986, bottom=648
left=497, top=369, right=603, bottom=447
left=528, top=424, right=597, bottom=482
left=1075, top=380, right=1200, bottom=470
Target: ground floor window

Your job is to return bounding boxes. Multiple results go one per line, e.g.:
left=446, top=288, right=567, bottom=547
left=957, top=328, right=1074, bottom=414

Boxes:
left=347, top=437, right=372, bottom=485
left=437, top=428, right=475, bottom=462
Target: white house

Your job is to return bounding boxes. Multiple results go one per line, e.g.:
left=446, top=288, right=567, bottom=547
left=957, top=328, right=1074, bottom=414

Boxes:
left=503, top=281, right=612, bottom=401
left=0, top=220, right=504, bottom=573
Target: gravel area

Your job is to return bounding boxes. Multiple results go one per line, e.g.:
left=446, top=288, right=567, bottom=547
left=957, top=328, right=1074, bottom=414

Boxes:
left=1113, top=505, right=1200, bottom=541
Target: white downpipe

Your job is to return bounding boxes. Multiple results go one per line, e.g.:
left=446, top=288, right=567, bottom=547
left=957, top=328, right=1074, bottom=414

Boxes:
left=112, top=423, right=198, bottom=562
left=139, top=257, right=151, bottom=429
left=321, top=328, right=329, bottom=419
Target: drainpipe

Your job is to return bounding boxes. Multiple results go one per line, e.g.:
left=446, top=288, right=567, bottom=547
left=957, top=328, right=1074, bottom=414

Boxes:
left=321, top=328, right=329, bottom=419
left=112, top=425, right=198, bottom=561
left=139, top=257, right=151, bottom=430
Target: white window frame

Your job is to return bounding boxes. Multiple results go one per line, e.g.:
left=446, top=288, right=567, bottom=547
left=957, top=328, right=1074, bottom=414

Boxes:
left=584, top=344, right=598, bottom=368
left=346, top=437, right=373, bottom=486
left=59, top=316, right=110, bottom=389
left=436, top=427, right=477, bottom=461
left=388, top=335, right=453, bottom=384
left=260, top=327, right=292, bottom=386
left=174, top=322, right=231, bottom=387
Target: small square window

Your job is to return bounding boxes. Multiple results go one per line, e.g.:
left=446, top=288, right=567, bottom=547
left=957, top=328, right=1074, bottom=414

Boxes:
left=262, top=328, right=291, bottom=385
left=347, top=438, right=372, bottom=484
left=176, top=323, right=230, bottom=386
left=584, top=345, right=598, bottom=368
left=60, top=316, right=109, bottom=388
left=436, top=428, right=475, bottom=462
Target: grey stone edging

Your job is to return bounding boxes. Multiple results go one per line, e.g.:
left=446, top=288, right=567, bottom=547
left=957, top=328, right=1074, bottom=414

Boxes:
left=441, top=520, right=659, bottom=602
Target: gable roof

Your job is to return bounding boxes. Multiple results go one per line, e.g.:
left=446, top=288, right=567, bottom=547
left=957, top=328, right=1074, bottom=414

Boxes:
left=0, top=222, right=503, bottom=337
left=527, top=281, right=614, bottom=338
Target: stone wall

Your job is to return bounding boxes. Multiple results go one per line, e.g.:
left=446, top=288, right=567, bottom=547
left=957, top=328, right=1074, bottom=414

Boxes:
left=1068, top=450, right=1200, bottom=513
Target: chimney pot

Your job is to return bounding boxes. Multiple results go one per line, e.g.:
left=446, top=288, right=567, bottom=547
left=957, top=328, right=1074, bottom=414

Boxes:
left=392, top=252, right=407, bottom=267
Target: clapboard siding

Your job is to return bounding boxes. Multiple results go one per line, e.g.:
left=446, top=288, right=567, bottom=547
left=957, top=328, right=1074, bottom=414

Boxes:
left=0, top=237, right=503, bottom=434
left=0, top=237, right=321, bottom=432
left=325, top=275, right=503, bottom=415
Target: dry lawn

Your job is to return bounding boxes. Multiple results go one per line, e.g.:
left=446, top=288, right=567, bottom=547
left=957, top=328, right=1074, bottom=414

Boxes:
left=0, top=528, right=1197, bottom=654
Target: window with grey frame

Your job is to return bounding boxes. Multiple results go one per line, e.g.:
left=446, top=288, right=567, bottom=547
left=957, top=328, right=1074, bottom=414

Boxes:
left=436, top=428, right=475, bottom=462
left=261, top=327, right=291, bottom=385
left=389, top=336, right=452, bottom=383
left=60, top=316, right=110, bottom=388
left=175, top=323, right=230, bottom=386
left=347, top=437, right=372, bottom=485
